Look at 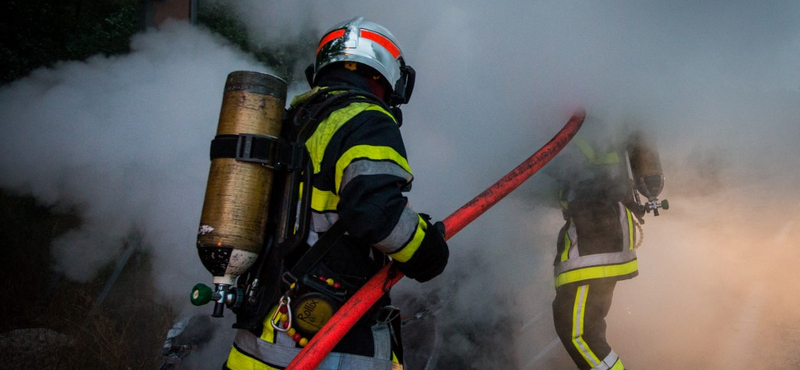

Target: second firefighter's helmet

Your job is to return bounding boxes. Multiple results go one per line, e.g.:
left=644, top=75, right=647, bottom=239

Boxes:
left=309, top=16, right=416, bottom=106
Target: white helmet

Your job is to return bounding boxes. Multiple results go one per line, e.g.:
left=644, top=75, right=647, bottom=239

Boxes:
left=309, top=16, right=416, bottom=106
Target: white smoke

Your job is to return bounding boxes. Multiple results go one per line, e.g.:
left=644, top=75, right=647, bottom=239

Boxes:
left=0, top=20, right=270, bottom=300
left=2, top=1, right=800, bottom=369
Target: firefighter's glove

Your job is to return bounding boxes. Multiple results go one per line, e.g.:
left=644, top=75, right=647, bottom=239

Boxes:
left=396, top=218, right=449, bottom=282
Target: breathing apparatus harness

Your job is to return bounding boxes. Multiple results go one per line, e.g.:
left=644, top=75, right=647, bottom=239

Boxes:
left=228, top=85, right=401, bottom=336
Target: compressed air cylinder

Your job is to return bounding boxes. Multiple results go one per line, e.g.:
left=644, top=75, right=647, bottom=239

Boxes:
left=627, top=130, right=664, bottom=201
left=197, top=71, right=287, bottom=287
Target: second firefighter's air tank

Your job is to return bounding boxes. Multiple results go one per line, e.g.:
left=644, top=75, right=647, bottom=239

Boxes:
left=627, top=130, right=669, bottom=216
left=193, top=71, right=287, bottom=317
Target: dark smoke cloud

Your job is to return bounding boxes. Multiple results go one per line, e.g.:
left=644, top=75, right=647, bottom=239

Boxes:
left=2, top=1, right=800, bottom=369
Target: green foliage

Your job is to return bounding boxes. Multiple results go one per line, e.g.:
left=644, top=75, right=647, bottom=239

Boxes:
left=0, top=1, right=317, bottom=367
left=0, top=0, right=315, bottom=85
left=0, top=0, right=140, bottom=85
left=196, top=0, right=316, bottom=84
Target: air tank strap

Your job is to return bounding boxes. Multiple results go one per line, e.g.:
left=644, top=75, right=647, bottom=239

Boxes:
left=210, top=134, right=305, bottom=171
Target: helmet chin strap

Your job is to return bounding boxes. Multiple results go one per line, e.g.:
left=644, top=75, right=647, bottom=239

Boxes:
left=304, top=64, right=315, bottom=88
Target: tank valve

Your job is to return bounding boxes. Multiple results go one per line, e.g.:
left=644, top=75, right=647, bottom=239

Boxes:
left=645, top=198, right=669, bottom=216
left=190, top=283, right=244, bottom=317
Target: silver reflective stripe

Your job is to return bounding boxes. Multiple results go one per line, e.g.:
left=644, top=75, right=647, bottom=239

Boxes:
left=590, top=350, right=620, bottom=370
left=233, top=324, right=400, bottom=370
left=371, top=324, right=392, bottom=361
left=567, top=221, right=579, bottom=260
left=555, top=201, right=636, bottom=276
left=554, top=249, right=638, bottom=276
left=572, top=285, right=594, bottom=366
left=311, top=211, right=340, bottom=233
left=340, top=160, right=412, bottom=193
left=376, top=206, right=418, bottom=254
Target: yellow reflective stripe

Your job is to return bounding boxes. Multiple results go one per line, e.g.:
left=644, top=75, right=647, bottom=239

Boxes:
left=626, top=207, right=634, bottom=250
left=611, top=358, right=625, bottom=370
left=227, top=305, right=280, bottom=370
left=365, top=104, right=397, bottom=124
left=305, top=102, right=396, bottom=174
left=389, top=215, right=426, bottom=263
left=558, top=188, right=569, bottom=210
left=335, top=145, right=411, bottom=193
left=575, top=136, right=619, bottom=165
left=572, top=285, right=601, bottom=367
left=595, top=151, right=620, bottom=165
left=310, top=187, right=338, bottom=212
left=555, top=259, right=639, bottom=287
left=227, top=345, right=282, bottom=370
left=560, top=220, right=573, bottom=262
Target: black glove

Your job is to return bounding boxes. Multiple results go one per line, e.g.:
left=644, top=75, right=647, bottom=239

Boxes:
left=395, top=217, right=449, bottom=282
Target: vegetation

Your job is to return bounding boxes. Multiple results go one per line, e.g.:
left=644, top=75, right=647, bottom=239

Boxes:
left=0, top=0, right=140, bottom=85
left=195, top=0, right=316, bottom=83
left=0, top=190, right=176, bottom=369
left=0, top=1, right=308, bottom=368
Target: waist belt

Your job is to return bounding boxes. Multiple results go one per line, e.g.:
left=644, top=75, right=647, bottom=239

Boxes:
left=233, top=323, right=402, bottom=370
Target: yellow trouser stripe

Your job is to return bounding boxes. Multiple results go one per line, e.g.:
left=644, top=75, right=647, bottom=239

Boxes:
left=573, top=284, right=601, bottom=367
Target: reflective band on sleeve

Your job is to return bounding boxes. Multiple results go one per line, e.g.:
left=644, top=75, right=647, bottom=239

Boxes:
left=311, top=187, right=339, bottom=213
left=388, top=214, right=426, bottom=263
left=335, top=145, right=411, bottom=194
left=310, top=211, right=339, bottom=234
left=376, top=207, right=421, bottom=258
left=340, top=160, right=413, bottom=194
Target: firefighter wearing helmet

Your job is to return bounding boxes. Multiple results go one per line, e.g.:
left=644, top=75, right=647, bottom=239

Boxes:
left=223, top=17, right=449, bottom=370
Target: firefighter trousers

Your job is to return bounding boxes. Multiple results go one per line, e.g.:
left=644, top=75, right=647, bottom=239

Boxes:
left=552, top=279, right=625, bottom=370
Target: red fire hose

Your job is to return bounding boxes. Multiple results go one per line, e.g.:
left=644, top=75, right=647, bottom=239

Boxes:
left=285, top=109, right=585, bottom=370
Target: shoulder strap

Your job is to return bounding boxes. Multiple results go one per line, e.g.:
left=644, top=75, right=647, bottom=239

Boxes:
left=284, top=222, right=346, bottom=285
left=290, top=86, right=393, bottom=143
left=279, top=87, right=388, bottom=283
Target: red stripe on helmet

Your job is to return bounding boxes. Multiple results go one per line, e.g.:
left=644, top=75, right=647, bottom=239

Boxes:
left=317, top=29, right=346, bottom=55
left=360, top=30, right=401, bottom=58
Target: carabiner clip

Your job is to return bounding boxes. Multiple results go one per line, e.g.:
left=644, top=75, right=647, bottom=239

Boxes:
left=271, top=295, right=292, bottom=332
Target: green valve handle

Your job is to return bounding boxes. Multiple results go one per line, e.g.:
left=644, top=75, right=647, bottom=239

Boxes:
left=190, top=283, right=213, bottom=306
left=661, top=199, right=669, bottom=210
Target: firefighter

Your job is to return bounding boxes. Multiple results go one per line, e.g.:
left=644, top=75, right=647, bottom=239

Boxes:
left=223, top=17, right=449, bottom=370
left=547, top=116, right=648, bottom=370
